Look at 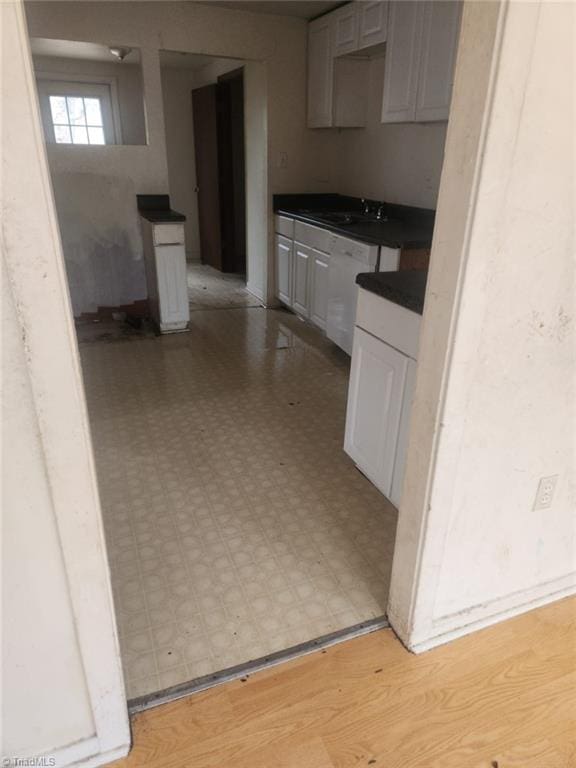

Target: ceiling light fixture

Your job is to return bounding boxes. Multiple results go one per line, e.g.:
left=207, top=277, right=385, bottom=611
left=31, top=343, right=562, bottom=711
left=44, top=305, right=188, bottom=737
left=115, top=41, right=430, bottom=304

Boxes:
left=109, top=46, right=132, bottom=62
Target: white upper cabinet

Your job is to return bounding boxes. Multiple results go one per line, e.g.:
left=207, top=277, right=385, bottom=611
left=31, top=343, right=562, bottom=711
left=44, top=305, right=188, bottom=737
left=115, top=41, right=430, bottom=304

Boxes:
left=307, top=2, right=388, bottom=128
left=358, top=1, right=389, bottom=50
left=382, top=0, right=462, bottom=124
left=333, top=4, right=359, bottom=57
left=415, top=1, right=463, bottom=122
left=307, top=16, right=334, bottom=128
left=381, top=1, right=424, bottom=123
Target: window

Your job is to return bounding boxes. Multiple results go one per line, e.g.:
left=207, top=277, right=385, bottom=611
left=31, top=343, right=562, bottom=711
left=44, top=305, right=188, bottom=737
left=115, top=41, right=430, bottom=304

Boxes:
left=36, top=78, right=120, bottom=146
left=49, top=95, right=106, bottom=145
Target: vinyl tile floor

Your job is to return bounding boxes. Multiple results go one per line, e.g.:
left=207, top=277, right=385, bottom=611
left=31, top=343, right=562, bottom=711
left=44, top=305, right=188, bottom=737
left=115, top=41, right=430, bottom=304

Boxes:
left=187, top=263, right=261, bottom=310
left=80, top=302, right=398, bottom=700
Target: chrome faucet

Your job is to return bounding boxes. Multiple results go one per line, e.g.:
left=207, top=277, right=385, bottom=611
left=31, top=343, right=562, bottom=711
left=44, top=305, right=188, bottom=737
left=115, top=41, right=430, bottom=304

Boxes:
left=376, top=202, right=387, bottom=221
left=361, top=198, right=371, bottom=216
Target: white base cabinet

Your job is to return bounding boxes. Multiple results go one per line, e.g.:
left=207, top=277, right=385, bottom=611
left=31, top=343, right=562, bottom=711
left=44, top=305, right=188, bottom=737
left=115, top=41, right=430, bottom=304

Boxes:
left=275, top=234, right=293, bottom=306
left=345, top=327, right=415, bottom=501
left=275, top=227, right=331, bottom=333
left=344, top=288, right=421, bottom=507
left=141, top=219, right=189, bottom=334
left=310, top=250, right=330, bottom=331
left=292, top=242, right=312, bottom=318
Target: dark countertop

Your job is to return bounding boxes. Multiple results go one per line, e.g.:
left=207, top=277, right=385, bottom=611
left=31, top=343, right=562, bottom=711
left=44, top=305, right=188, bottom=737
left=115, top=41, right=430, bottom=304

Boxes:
left=273, top=193, right=435, bottom=250
left=137, top=193, right=186, bottom=223
left=356, top=270, right=428, bottom=315
left=139, top=209, right=186, bottom=223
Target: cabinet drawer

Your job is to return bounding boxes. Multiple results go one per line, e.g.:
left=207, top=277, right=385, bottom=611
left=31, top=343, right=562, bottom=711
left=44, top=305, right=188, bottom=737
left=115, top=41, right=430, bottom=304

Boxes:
left=153, top=223, right=185, bottom=246
left=294, top=221, right=335, bottom=253
left=275, top=215, right=294, bottom=238
left=331, top=234, right=379, bottom=267
left=356, top=286, right=422, bottom=360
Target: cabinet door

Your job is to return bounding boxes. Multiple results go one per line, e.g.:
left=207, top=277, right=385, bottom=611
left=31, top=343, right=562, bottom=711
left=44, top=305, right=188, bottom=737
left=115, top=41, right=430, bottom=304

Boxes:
left=333, top=3, right=359, bottom=57
left=344, top=327, right=408, bottom=499
left=358, top=0, right=388, bottom=50
left=307, top=16, right=334, bottom=128
left=155, top=244, right=190, bottom=331
left=292, top=242, right=311, bottom=318
left=276, top=234, right=293, bottom=306
left=415, top=1, right=462, bottom=122
left=310, top=250, right=329, bottom=331
left=381, top=1, right=423, bottom=123
left=390, top=358, right=417, bottom=507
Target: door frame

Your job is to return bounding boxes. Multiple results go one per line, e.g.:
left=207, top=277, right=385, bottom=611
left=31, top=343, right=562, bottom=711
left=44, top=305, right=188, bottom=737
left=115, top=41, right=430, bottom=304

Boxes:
left=3, top=2, right=130, bottom=764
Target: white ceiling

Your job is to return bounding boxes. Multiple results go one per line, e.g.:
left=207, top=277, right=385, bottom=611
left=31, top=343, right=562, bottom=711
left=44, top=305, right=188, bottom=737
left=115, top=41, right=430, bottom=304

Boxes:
left=195, top=1, right=343, bottom=20
left=159, top=51, right=231, bottom=70
left=30, top=38, right=141, bottom=64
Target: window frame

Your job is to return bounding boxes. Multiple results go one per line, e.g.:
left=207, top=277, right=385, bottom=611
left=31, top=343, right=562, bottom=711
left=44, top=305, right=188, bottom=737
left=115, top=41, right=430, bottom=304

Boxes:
left=36, top=72, right=123, bottom=146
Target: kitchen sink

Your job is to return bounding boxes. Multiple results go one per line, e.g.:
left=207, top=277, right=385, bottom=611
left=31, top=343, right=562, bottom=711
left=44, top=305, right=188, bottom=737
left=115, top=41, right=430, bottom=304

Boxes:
left=314, top=211, right=395, bottom=226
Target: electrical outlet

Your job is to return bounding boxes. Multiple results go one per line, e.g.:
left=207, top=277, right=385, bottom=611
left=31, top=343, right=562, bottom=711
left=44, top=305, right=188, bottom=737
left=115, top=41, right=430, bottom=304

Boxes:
left=533, top=475, right=558, bottom=510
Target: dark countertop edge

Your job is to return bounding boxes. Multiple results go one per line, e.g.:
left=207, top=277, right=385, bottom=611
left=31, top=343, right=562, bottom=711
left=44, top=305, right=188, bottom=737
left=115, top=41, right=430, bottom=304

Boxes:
left=356, top=270, right=428, bottom=315
left=275, top=209, right=432, bottom=250
left=139, top=210, right=187, bottom=223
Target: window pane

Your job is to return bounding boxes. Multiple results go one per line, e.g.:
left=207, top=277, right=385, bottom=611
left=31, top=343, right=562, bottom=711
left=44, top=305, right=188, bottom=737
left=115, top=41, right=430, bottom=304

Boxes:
left=71, top=125, right=89, bottom=144
left=84, top=98, right=103, bottom=127
left=88, top=126, right=105, bottom=145
left=54, top=125, right=72, bottom=144
left=50, top=96, right=68, bottom=125
left=67, top=97, right=86, bottom=125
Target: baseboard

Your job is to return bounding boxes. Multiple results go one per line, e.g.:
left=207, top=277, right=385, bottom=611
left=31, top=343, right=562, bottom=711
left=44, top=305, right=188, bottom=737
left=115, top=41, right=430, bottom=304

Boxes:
left=29, top=736, right=130, bottom=768
left=390, top=574, right=576, bottom=654
left=70, top=743, right=130, bottom=768
left=245, top=282, right=264, bottom=304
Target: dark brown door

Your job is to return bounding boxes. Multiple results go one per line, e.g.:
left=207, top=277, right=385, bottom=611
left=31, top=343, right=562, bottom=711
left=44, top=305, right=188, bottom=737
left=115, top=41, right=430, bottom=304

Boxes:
left=217, top=69, right=246, bottom=274
left=192, top=84, right=222, bottom=270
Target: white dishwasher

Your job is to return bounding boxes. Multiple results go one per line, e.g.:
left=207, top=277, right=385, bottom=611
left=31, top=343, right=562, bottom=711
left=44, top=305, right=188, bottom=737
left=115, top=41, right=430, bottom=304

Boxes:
left=326, top=236, right=399, bottom=355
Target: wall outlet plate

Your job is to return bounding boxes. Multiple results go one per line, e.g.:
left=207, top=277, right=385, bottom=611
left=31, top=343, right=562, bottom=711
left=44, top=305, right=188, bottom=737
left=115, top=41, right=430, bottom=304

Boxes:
left=533, top=474, right=559, bottom=510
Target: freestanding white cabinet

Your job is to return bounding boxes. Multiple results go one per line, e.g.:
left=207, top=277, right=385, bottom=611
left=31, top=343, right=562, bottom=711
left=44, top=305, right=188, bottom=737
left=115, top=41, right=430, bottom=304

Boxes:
left=141, top=219, right=190, bottom=333
left=381, top=0, right=462, bottom=123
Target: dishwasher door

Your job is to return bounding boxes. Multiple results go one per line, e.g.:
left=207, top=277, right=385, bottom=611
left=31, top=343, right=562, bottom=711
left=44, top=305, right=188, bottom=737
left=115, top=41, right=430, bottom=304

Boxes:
left=327, top=246, right=378, bottom=355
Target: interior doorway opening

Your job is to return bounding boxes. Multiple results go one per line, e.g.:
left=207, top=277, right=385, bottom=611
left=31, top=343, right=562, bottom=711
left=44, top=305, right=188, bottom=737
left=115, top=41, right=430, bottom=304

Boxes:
left=25, top=19, right=454, bottom=712
left=160, top=51, right=256, bottom=313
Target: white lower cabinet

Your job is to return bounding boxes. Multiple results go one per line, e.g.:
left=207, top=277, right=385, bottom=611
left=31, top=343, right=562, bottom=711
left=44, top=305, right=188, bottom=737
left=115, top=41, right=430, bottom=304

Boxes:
left=310, top=250, right=329, bottom=330
left=275, top=230, right=331, bottom=329
left=292, top=242, right=312, bottom=317
left=155, top=244, right=189, bottom=332
left=344, top=327, right=409, bottom=500
left=275, top=234, right=293, bottom=307
left=141, top=219, right=189, bottom=334
left=344, top=285, right=421, bottom=507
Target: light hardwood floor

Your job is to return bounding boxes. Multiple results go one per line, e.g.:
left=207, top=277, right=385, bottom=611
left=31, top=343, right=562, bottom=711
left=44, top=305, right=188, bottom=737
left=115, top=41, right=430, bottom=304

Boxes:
left=115, top=596, right=576, bottom=768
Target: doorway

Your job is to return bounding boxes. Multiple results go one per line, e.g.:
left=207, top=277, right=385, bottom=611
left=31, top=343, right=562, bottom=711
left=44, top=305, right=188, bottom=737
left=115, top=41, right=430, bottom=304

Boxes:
left=160, top=52, right=257, bottom=312
left=193, top=69, right=246, bottom=276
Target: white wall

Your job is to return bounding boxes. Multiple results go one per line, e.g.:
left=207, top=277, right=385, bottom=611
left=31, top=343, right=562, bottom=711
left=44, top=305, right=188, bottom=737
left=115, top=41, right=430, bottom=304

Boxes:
left=33, top=54, right=147, bottom=145
left=2, top=2, right=129, bottom=765
left=25, top=1, right=341, bottom=313
left=389, top=0, right=576, bottom=651
left=335, top=55, right=448, bottom=209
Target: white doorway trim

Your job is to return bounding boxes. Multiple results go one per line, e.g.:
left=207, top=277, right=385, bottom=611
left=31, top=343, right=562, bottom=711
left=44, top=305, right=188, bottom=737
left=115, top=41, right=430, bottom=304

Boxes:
left=2, top=1, right=130, bottom=764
